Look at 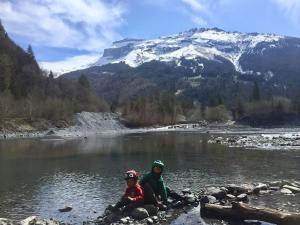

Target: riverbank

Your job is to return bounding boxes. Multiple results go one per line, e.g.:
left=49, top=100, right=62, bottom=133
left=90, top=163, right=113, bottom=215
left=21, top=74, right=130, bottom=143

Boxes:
left=2, top=113, right=300, bottom=151
left=1, top=180, right=299, bottom=225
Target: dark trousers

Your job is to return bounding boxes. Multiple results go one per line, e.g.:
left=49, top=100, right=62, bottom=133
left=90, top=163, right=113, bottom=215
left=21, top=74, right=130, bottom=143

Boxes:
left=115, top=198, right=142, bottom=214
left=142, top=184, right=185, bottom=205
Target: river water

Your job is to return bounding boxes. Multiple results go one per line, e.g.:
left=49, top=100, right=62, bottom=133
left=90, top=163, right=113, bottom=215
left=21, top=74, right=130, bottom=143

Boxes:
left=0, top=132, right=299, bottom=224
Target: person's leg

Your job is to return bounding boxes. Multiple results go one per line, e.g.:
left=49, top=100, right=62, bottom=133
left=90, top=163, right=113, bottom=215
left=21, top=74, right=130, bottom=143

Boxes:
left=142, top=183, right=159, bottom=205
left=113, top=197, right=130, bottom=210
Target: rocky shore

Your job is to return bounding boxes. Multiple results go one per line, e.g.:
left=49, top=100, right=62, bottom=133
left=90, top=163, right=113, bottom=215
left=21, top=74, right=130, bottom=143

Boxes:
left=209, top=132, right=300, bottom=150
left=1, top=180, right=299, bottom=225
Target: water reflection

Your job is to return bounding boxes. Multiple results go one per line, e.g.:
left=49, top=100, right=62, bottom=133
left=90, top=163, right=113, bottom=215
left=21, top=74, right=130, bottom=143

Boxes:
left=0, top=132, right=299, bottom=224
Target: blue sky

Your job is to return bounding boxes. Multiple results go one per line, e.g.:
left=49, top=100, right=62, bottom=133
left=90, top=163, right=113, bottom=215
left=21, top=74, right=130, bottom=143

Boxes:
left=1, top=0, right=300, bottom=73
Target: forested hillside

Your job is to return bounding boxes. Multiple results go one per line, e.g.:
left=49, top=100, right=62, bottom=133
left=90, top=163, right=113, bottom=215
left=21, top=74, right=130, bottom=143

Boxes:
left=0, top=22, right=108, bottom=131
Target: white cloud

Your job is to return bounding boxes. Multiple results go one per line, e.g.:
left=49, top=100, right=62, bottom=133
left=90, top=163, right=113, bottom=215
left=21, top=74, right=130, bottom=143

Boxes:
left=272, top=0, right=300, bottom=25
left=0, top=0, right=127, bottom=51
left=40, top=54, right=99, bottom=76
left=181, top=0, right=206, bottom=12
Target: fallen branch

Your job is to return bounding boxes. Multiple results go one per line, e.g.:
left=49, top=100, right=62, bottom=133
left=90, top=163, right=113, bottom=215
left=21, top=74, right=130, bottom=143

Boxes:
left=201, top=202, right=300, bottom=225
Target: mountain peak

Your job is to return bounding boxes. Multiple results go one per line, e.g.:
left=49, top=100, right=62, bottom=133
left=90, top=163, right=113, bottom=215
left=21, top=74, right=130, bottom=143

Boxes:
left=93, top=27, right=283, bottom=71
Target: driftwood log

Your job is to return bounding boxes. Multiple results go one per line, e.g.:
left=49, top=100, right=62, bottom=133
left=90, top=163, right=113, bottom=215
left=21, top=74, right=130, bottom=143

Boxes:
left=201, top=202, right=300, bottom=225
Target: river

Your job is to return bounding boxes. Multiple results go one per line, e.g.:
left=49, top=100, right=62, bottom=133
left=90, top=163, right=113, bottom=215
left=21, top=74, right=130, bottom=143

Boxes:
left=0, top=132, right=299, bottom=224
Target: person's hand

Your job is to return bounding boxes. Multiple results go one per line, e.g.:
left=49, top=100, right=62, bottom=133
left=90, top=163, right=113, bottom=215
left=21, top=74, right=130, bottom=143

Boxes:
left=127, top=197, right=134, bottom=201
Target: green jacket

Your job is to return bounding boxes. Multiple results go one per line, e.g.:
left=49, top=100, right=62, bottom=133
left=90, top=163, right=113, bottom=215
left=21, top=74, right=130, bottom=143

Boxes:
left=140, top=172, right=168, bottom=203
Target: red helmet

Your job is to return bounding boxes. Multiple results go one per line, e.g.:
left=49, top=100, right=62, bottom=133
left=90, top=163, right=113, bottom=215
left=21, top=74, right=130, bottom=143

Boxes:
left=125, top=170, right=139, bottom=180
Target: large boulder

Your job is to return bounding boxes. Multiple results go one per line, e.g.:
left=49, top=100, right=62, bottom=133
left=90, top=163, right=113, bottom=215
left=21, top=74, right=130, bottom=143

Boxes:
left=130, top=208, right=149, bottom=220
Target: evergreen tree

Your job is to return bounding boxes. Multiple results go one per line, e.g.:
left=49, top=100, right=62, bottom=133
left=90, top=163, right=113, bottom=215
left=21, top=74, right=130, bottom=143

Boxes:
left=27, top=44, right=35, bottom=60
left=78, top=74, right=90, bottom=88
left=49, top=71, right=54, bottom=79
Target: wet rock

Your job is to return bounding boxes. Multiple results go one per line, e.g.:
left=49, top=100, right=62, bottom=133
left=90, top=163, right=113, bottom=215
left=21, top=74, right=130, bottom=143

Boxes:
left=182, top=188, right=191, bottom=195
left=58, top=206, right=72, bottom=212
left=172, top=201, right=185, bottom=208
left=130, top=208, right=149, bottom=220
left=206, top=187, right=227, bottom=199
left=237, top=193, right=249, bottom=202
left=226, top=194, right=236, bottom=200
left=120, top=217, right=130, bottom=224
left=151, top=216, right=158, bottom=222
left=20, top=216, right=37, bottom=225
left=146, top=218, right=153, bottom=224
left=0, top=218, right=15, bottom=225
left=226, top=184, right=254, bottom=195
left=143, top=205, right=158, bottom=216
left=253, top=183, right=268, bottom=194
left=282, top=185, right=300, bottom=193
left=200, top=195, right=218, bottom=205
left=281, top=188, right=293, bottom=195
left=184, top=194, right=197, bottom=204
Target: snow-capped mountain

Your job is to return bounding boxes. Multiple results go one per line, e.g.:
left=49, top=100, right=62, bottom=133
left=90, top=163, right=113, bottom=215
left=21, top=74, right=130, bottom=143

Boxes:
left=62, top=28, right=300, bottom=105
left=93, top=28, right=283, bottom=74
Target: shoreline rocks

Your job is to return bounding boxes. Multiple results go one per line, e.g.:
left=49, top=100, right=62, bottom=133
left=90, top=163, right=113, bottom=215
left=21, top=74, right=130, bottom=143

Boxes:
left=1, top=180, right=299, bottom=225
left=209, top=133, right=300, bottom=149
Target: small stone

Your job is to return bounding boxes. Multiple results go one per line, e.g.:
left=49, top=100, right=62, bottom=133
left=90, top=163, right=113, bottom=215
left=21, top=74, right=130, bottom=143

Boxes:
left=58, top=206, right=72, bottom=212
left=226, top=194, right=236, bottom=199
left=146, top=218, right=153, bottom=224
left=152, top=216, right=158, bottom=222
left=281, top=188, right=293, bottom=195
left=182, top=188, right=191, bottom=194
left=120, top=217, right=129, bottom=224
left=237, top=193, right=249, bottom=202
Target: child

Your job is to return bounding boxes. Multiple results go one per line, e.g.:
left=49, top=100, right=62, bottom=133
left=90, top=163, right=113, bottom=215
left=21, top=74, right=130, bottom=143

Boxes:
left=140, top=160, right=168, bottom=208
left=112, top=170, right=144, bottom=214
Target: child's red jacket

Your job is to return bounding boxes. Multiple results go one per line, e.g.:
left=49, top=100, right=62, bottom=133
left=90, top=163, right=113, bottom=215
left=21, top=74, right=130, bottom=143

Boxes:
left=123, top=184, right=144, bottom=203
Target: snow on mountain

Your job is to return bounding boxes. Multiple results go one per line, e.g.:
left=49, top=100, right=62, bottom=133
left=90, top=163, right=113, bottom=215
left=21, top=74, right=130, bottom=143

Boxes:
left=93, top=28, right=283, bottom=74
left=40, top=54, right=99, bottom=77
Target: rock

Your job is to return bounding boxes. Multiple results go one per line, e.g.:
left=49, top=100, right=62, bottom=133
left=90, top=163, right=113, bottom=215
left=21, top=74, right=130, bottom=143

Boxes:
left=152, top=216, right=158, bottom=222
left=200, top=195, right=218, bottom=205
left=282, top=185, right=300, bottom=193
left=20, top=216, right=37, bottom=225
left=130, top=208, right=149, bottom=220
left=58, top=206, right=72, bottom=212
left=46, top=130, right=55, bottom=135
left=0, top=218, right=15, bottom=225
left=184, top=194, right=197, bottom=204
left=226, top=194, right=236, bottom=199
left=226, top=184, right=254, bottom=195
left=182, top=188, right=191, bottom=194
left=172, top=201, right=185, bottom=208
left=146, top=218, right=153, bottom=224
left=237, top=193, right=249, bottom=202
left=206, top=187, right=227, bottom=199
left=253, top=183, right=268, bottom=194
left=281, top=188, right=293, bottom=195
left=120, top=217, right=129, bottom=224
left=269, top=186, right=280, bottom=191
left=143, top=205, right=158, bottom=216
